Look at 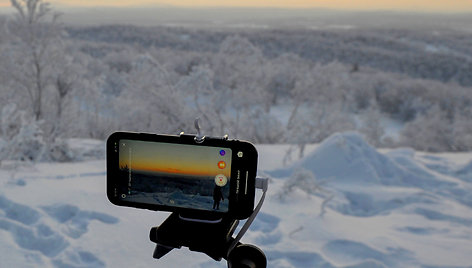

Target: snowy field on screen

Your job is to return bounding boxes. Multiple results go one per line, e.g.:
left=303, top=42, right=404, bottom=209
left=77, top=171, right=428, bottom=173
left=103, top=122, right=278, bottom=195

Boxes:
left=1, top=132, right=472, bottom=267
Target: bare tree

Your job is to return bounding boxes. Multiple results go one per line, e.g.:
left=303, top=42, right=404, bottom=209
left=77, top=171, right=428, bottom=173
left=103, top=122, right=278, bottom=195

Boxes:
left=7, top=0, right=63, bottom=121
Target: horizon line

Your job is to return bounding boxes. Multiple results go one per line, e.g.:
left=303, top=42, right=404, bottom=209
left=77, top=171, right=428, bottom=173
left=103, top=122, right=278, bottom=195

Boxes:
left=1, top=4, right=472, bottom=15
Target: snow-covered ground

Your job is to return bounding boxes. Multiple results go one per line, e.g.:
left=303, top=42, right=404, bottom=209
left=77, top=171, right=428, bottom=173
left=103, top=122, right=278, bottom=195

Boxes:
left=1, top=132, right=472, bottom=267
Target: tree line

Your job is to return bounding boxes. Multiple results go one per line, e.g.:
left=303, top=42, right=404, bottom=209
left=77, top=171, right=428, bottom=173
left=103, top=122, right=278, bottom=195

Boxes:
left=1, top=0, right=471, bottom=163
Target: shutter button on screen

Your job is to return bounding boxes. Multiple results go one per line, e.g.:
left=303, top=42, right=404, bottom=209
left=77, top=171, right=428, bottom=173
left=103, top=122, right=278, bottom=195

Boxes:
left=215, top=174, right=227, bottom=187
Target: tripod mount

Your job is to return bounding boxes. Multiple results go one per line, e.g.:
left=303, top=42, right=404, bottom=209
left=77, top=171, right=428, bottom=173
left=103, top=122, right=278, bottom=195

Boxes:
left=149, top=213, right=266, bottom=267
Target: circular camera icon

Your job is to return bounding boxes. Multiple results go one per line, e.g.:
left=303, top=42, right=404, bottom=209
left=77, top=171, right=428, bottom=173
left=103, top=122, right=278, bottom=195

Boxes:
left=218, top=161, right=226, bottom=169
left=214, top=174, right=228, bottom=187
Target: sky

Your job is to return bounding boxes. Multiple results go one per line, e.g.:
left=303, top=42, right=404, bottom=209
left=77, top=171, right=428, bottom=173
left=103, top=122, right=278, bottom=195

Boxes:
left=119, top=140, right=232, bottom=178
left=1, top=0, right=472, bottom=12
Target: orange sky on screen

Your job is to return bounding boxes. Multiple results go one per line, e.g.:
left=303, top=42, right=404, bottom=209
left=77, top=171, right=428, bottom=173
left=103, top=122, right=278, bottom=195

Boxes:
left=119, top=140, right=231, bottom=178
left=130, top=164, right=213, bottom=177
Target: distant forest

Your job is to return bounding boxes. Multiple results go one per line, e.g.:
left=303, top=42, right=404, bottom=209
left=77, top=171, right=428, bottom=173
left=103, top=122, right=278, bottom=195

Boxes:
left=1, top=1, right=471, bottom=164
left=67, top=25, right=472, bottom=87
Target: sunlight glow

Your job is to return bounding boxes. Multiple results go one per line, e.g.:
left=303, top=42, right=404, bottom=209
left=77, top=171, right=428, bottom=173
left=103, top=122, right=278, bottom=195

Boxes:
left=119, top=140, right=232, bottom=178
left=0, top=0, right=471, bottom=12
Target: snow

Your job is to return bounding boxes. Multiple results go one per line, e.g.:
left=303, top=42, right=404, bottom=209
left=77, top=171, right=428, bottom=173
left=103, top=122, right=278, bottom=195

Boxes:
left=269, top=132, right=454, bottom=189
left=1, top=133, right=472, bottom=267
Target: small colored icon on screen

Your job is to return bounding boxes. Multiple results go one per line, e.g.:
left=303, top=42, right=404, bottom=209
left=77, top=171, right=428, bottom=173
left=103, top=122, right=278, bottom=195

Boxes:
left=215, top=174, right=228, bottom=187
left=219, top=150, right=226, bottom=156
left=218, top=161, right=226, bottom=169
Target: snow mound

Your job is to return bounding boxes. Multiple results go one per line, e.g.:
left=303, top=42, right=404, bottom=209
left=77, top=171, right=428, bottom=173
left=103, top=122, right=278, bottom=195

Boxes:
left=0, top=195, right=41, bottom=225
left=272, top=132, right=449, bottom=188
left=65, top=138, right=105, bottom=161
left=396, top=226, right=447, bottom=235
left=0, top=219, right=69, bottom=257
left=251, top=212, right=280, bottom=233
left=52, top=250, right=105, bottom=268
left=456, top=161, right=472, bottom=182
left=414, top=208, right=472, bottom=226
left=0, top=196, right=69, bottom=257
left=417, top=155, right=472, bottom=183
left=268, top=132, right=468, bottom=217
left=0, top=194, right=119, bottom=265
left=265, top=250, right=333, bottom=268
left=42, top=204, right=119, bottom=239
left=336, top=190, right=437, bottom=217
left=322, top=239, right=414, bottom=267
left=417, top=154, right=454, bottom=176
left=344, top=259, right=388, bottom=268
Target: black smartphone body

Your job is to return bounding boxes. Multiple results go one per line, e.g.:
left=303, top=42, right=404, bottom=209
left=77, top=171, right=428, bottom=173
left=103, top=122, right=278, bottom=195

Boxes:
left=107, top=132, right=258, bottom=220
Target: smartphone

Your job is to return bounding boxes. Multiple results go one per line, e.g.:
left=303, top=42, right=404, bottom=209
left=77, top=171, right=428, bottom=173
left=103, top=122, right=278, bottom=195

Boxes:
left=107, top=132, right=258, bottom=220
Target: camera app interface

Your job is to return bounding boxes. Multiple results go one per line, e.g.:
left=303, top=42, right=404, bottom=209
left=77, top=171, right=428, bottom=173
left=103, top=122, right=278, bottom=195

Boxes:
left=118, top=140, right=232, bottom=212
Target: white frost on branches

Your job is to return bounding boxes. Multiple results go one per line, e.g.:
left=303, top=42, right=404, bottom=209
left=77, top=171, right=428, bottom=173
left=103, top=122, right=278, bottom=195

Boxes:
left=0, top=104, right=45, bottom=162
left=276, top=168, right=334, bottom=216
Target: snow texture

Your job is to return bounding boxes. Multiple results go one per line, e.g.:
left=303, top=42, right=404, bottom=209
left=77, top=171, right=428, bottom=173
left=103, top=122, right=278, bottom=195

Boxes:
left=1, top=134, right=472, bottom=267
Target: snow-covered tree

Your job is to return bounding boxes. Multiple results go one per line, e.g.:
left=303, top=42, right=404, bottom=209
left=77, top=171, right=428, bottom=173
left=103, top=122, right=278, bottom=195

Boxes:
left=360, top=101, right=385, bottom=147
left=287, top=102, right=355, bottom=158
left=285, top=62, right=355, bottom=157
left=212, top=35, right=272, bottom=137
left=238, top=109, right=285, bottom=144
left=287, top=62, right=350, bottom=128
left=6, top=0, right=64, bottom=121
left=0, top=104, right=45, bottom=162
left=400, top=105, right=453, bottom=152
left=117, top=53, right=192, bottom=135
left=175, top=64, right=227, bottom=135
left=451, top=109, right=472, bottom=152
left=266, top=53, right=309, bottom=105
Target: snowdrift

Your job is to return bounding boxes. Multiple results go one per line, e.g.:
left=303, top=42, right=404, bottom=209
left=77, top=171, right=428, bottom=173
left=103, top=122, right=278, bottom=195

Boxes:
left=271, top=132, right=453, bottom=189
left=456, top=161, right=472, bottom=182
left=269, top=132, right=472, bottom=219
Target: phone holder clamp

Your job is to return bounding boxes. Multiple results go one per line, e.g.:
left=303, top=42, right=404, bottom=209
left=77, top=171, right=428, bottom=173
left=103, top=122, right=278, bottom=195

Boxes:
left=184, top=118, right=229, bottom=144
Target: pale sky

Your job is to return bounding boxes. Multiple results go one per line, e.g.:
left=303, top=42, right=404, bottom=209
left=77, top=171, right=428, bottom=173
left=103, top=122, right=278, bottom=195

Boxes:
left=1, top=0, right=472, bottom=12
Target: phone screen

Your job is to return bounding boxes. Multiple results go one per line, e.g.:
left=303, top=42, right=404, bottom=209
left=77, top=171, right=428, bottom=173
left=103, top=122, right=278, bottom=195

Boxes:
left=117, top=139, right=232, bottom=212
